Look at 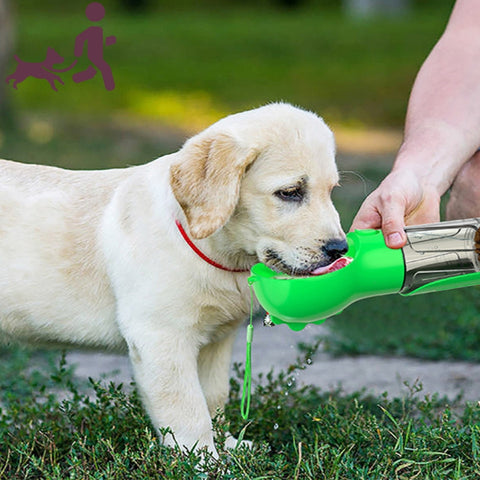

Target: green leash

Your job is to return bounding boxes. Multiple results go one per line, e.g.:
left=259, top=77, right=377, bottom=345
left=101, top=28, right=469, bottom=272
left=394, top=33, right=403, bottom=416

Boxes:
left=240, top=286, right=254, bottom=420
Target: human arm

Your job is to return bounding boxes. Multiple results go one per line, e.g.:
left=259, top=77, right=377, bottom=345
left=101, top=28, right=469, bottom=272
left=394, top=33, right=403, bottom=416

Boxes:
left=351, top=0, right=480, bottom=247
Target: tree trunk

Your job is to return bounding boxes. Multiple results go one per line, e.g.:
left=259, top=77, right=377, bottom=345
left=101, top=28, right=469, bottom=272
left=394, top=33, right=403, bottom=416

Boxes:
left=0, top=0, right=15, bottom=129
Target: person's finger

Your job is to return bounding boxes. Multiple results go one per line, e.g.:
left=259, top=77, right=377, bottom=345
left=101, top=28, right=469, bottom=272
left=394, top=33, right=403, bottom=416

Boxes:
left=350, top=197, right=382, bottom=232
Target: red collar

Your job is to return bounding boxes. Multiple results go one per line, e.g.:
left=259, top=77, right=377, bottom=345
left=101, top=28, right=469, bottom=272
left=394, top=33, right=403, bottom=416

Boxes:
left=175, top=220, right=249, bottom=273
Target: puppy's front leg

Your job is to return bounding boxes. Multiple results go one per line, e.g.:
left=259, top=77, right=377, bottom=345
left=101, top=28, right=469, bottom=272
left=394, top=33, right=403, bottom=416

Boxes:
left=198, top=328, right=251, bottom=450
left=125, top=326, right=217, bottom=456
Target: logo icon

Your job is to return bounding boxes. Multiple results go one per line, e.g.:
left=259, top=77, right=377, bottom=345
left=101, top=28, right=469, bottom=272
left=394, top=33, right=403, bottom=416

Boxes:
left=5, top=2, right=116, bottom=92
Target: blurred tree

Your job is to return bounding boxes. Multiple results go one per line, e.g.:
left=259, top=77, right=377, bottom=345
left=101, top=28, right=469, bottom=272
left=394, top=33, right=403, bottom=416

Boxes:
left=0, top=0, right=14, bottom=129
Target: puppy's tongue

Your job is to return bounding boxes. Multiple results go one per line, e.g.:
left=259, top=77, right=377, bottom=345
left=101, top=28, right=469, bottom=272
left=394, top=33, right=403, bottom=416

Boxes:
left=310, top=256, right=352, bottom=276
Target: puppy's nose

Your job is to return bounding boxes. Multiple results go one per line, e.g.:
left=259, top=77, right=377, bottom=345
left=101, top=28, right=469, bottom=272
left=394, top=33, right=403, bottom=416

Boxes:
left=322, top=238, right=348, bottom=261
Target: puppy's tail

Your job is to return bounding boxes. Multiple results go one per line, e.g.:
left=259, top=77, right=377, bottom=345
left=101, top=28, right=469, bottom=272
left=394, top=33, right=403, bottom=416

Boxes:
left=48, top=59, right=78, bottom=73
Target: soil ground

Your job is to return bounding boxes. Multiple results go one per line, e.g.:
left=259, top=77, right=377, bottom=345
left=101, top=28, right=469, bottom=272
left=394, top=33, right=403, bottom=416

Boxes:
left=67, top=320, right=480, bottom=403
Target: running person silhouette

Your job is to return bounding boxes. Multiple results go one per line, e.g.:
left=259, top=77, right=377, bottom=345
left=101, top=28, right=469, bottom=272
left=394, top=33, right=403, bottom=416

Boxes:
left=73, top=2, right=116, bottom=91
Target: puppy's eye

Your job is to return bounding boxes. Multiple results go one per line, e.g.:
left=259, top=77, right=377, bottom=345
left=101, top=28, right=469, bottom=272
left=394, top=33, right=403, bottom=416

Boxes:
left=274, top=187, right=305, bottom=202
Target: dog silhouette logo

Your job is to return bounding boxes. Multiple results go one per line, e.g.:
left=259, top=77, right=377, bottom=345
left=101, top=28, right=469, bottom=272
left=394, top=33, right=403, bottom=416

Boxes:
left=5, top=2, right=116, bottom=92
left=5, top=47, right=75, bottom=92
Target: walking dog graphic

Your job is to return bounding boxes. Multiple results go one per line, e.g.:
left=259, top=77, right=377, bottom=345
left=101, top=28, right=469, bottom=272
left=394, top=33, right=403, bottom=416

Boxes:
left=5, top=2, right=116, bottom=92
left=5, top=48, right=78, bottom=92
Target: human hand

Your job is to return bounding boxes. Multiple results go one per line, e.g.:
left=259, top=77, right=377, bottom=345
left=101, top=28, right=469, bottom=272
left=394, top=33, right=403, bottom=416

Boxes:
left=350, top=169, right=441, bottom=248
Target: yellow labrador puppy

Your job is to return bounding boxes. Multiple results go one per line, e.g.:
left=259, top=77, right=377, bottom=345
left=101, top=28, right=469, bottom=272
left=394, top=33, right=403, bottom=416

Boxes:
left=0, top=103, right=346, bottom=456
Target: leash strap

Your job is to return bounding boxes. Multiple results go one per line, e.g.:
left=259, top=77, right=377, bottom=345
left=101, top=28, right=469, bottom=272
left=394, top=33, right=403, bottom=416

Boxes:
left=240, top=286, right=254, bottom=420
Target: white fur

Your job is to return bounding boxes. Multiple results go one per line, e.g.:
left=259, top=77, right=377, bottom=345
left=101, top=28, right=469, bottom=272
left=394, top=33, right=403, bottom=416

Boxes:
left=0, top=103, right=343, bottom=456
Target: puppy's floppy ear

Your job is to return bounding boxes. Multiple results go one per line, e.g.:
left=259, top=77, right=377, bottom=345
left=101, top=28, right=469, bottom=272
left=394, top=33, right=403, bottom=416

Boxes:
left=170, top=133, right=258, bottom=239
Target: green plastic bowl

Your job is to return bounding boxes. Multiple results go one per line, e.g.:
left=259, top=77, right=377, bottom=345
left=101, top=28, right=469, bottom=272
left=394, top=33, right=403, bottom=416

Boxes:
left=248, top=230, right=405, bottom=330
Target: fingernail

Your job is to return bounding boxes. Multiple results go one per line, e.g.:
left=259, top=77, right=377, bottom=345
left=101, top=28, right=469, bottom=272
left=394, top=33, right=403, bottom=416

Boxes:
left=387, top=232, right=403, bottom=247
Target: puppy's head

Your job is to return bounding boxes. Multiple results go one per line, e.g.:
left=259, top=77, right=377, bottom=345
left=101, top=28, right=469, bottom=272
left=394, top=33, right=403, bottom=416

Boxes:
left=170, top=103, right=346, bottom=276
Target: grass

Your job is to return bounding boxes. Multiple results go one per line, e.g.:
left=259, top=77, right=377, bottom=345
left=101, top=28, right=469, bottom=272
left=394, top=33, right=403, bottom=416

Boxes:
left=0, top=113, right=184, bottom=170
left=8, top=4, right=454, bottom=131
left=320, top=286, right=480, bottom=361
left=1, top=345, right=480, bottom=479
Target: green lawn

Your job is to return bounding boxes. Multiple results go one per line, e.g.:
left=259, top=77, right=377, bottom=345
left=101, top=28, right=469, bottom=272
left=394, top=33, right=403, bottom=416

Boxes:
left=9, top=4, right=453, bottom=131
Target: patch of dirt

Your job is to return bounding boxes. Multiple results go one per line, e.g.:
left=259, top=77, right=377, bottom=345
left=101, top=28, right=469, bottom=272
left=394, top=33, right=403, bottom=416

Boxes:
left=66, top=320, right=480, bottom=403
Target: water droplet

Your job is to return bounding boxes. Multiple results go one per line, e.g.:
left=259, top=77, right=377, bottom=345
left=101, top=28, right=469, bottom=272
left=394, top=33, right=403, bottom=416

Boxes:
left=285, top=391, right=289, bottom=396
left=273, top=423, right=279, bottom=430
left=306, top=358, right=312, bottom=365
left=277, top=405, right=282, bottom=410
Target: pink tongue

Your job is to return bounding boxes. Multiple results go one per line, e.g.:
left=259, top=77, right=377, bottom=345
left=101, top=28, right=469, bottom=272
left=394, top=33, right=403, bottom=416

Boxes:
left=310, top=256, right=352, bottom=276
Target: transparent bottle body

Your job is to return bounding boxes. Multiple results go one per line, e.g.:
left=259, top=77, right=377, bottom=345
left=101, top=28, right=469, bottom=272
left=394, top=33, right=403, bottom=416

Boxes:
left=401, top=218, right=480, bottom=294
